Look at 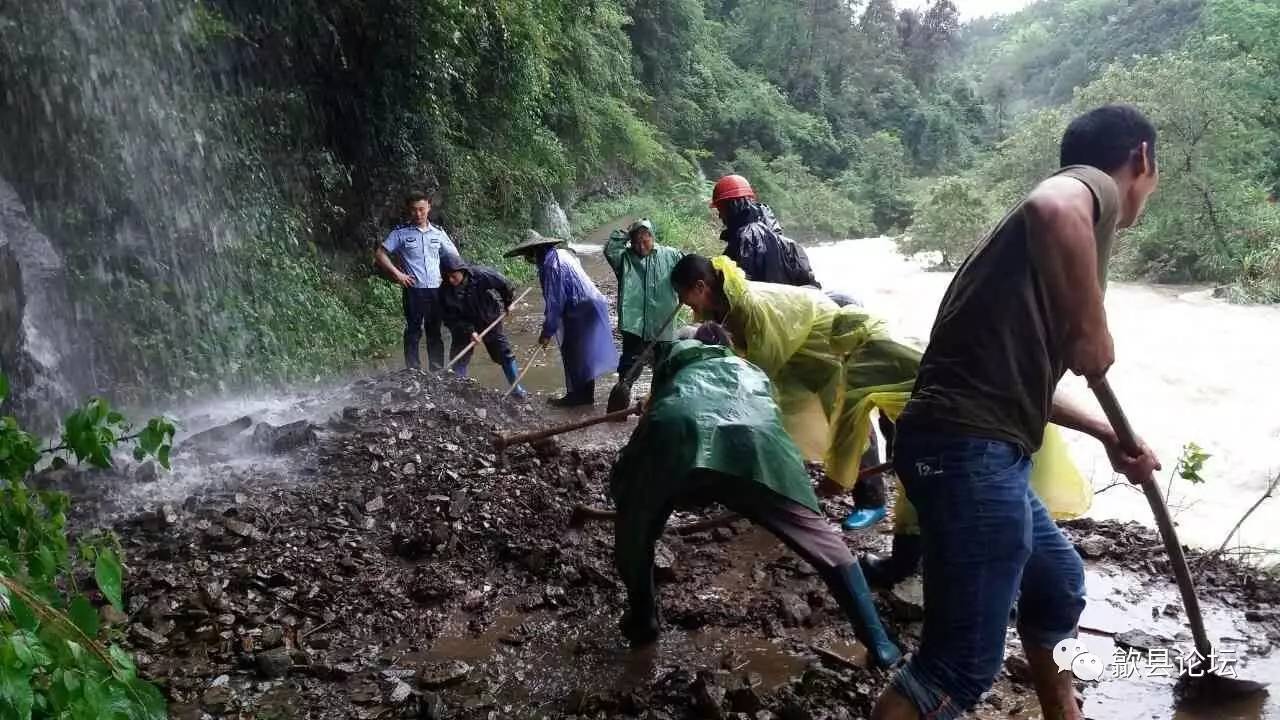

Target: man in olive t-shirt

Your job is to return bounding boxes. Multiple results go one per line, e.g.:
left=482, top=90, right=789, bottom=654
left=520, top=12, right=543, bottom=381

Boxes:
left=873, top=106, right=1164, bottom=720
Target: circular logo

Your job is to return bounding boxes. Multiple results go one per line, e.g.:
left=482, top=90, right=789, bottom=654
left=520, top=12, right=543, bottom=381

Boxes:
left=1071, top=652, right=1106, bottom=681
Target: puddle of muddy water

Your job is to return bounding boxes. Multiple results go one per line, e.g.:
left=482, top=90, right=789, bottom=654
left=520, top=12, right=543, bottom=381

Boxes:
left=1076, top=568, right=1279, bottom=719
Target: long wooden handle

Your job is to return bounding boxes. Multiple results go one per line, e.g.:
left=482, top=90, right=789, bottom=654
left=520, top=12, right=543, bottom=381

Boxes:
left=442, top=287, right=533, bottom=372
left=1091, top=378, right=1212, bottom=657
left=503, top=342, right=547, bottom=399
left=620, top=304, right=683, bottom=386
left=494, top=402, right=642, bottom=449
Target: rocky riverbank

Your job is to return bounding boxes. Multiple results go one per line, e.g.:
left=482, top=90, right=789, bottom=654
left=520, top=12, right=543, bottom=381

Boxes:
left=60, top=370, right=1280, bottom=719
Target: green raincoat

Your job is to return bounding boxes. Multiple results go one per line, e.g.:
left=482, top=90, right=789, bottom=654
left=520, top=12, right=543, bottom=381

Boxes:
left=609, top=339, right=820, bottom=637
left=609, top=339, right=819, bottom=514
left=604, top=230, right=684, bottom=341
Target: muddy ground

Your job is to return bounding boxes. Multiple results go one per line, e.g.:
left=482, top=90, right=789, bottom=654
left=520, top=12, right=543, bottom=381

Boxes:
left=51, top=370, right=1280, bottom=719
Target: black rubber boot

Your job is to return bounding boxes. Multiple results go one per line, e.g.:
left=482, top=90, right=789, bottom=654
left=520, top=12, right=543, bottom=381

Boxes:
left=548, top=380, right=595, bottom=407
left=859, top=533, right=922, bottom=589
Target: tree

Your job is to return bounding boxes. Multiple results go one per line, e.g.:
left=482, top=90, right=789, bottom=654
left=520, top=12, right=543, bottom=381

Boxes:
left=903, top=176, right=996, bottom=268
left=1074, top=42, right=1274, bottom=283
left=899, top=0, right=960, bottom=89
left=845, top=131, right=915, bottom=233
left=0, top=374, right=174, bottom=718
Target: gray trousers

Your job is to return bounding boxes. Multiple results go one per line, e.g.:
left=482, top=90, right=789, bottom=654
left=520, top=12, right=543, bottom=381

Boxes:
left=616, top=470, right=855, bottom=630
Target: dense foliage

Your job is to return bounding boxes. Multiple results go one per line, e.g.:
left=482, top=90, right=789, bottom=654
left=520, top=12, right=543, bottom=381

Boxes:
left=907, top=0, right=1280, bottom=299
left=0, top=0, right=1277, bottom=406
left=0, top=373, right=173, bottom=718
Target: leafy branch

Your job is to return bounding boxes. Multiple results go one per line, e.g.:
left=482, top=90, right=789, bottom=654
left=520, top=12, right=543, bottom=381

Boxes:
left=0, top=373, right=172, bottom=719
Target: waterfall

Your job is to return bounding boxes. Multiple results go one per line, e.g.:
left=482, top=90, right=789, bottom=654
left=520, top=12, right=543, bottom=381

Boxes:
left=0, top=1, right=263, bottom=415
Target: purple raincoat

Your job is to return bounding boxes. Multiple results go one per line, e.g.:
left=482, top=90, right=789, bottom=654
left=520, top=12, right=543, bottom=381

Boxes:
left=539, top=248, right=619, bottom=391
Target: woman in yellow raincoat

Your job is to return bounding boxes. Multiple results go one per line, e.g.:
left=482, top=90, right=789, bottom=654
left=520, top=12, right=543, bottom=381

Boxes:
left=669, top=254, right=1092, bottom=584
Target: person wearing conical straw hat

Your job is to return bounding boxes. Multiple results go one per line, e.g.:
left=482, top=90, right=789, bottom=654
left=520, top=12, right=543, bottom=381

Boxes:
left=505, top=230, right=618, bottom=407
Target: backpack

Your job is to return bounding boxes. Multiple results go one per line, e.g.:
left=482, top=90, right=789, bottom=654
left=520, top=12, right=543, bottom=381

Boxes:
left=776, top=234, right=820, bottom=288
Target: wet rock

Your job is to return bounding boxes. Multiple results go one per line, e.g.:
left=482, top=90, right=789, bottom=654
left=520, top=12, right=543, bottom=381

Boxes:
left=182, top=416, right=253, bottom=453
left=252, top=420, right=318, bottom=454
left=201, top=684, right=235, bottom=712
left=259, top=625, right=285, bottom=649
left=409, top=567, right=452, bottom=605
left=712, top=527, right=735, bottom=543
left=1004, top=655, right=1033, bottom=685
left=256, top=647, right=293, bottom=678
left=134, top=461, right=160, bottom=484
left=129, top=624, right=168, bottom=648
left=420, top=692, right=448, bottom=719
left=888, top=577, right=925, bottom=622
left=223, top=518, right=260, bottom=541
left=654, top=542, right=677, bottom=582
left=448, top=490, right=470, bottom=519
left=523, top=547, right=549, bottom=575
left=1115, top=629, right=1168, bottom=653
left=777, top=702, right=813, bottom=720
left=417, top=660, right=471, bottom=689
left=387, top=679, right=414, bottom=704
left=1075, top=534, right=1114, bottom=560
left=691, top=671, right=727, bottom=719
left=142, top=504, right=178, bottom=531
left=777, top=592, right=812, bottom=627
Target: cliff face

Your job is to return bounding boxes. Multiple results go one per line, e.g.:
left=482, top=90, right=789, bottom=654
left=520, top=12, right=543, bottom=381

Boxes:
left=0, top=176, right=82, bottom=429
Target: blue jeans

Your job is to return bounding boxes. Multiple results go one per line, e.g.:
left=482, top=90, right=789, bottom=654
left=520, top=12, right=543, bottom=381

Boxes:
left=890, top=430, right=1085, bottom=718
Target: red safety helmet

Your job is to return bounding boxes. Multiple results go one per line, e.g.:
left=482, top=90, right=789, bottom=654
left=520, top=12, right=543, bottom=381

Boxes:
left=709, top=174, right=755, bottom=207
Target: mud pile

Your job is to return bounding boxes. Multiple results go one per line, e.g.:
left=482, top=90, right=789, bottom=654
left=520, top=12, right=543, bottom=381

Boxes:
left=108, top=371, right=889, bottom=719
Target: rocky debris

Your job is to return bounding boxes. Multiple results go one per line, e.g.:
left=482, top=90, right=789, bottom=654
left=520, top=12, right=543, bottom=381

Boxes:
left=777, top=592, right=813, bottom=627
left=256, top=647, right=293, bottom=678
left=95, top=370, right=1280, bottom=720
left=1004, top=655, right=1033, bottom=685
left=654, top=542, right=678, bottom=582
left=887, top=577, right=925, bottom=622
left=201, top=684, right=234, bottom=712
left=418, top=660, right=471, bottom=689
left=134, top=460, right=160, bottom=484
left=1075, top=534, right=1115, bottom=560
left=252, top=419, right=318, bottom=453
left=181, top=415, right=253, bottom=453
left=1114, top=629, right=1169, bottom=653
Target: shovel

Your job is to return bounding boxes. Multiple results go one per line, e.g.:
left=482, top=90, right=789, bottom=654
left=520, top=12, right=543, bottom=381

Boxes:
left=606, top=304, right=682, bottom=413
left=503, top=341, right=547, bottom=399
left=441, top=287, right=533, bottom=374
left=492, top=401, right=643, bottom=459
left=1091, top=377, right=1267, bottom=705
